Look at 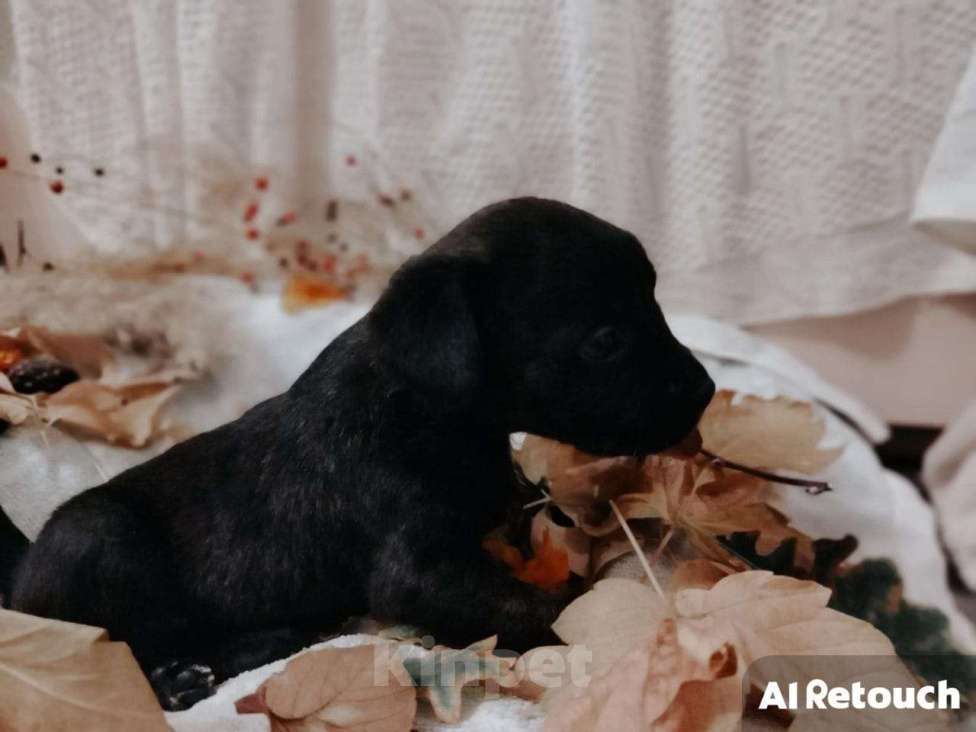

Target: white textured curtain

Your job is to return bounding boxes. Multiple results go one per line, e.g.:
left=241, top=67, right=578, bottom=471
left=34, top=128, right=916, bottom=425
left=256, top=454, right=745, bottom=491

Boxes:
left=6, top=0, right=976, bottom=323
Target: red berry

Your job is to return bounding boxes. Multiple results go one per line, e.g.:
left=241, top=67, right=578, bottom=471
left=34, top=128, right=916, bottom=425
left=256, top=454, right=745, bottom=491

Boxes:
left=0, top=156, right=7, bottom=169
left=246, top=228, right=260, bottom=240
left=345, top=154, right=357, bottom=166
left=49, top=180, right=64, bottom=194
left=255, top=176, right=269, bottom=191
left=276, top=211, right=297, bottom=226
left=414, top=227, right=425, bottom=239
left=243, top=202, right=259, bottom=222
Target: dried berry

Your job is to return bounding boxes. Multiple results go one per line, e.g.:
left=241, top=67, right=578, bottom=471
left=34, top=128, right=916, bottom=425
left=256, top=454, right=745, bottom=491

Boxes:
left=7, top=357, right=79, bottom=394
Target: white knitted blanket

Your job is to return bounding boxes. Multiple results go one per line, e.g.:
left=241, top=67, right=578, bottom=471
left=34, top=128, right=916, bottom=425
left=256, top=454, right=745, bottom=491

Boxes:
left=6, top=0, right=976, bottom=323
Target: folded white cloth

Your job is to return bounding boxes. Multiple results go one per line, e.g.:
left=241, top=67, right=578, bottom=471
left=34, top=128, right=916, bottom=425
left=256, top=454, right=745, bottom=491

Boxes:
left=923, top=400, right=976, bottom=591
left=913, top=47, right=976, bottom=251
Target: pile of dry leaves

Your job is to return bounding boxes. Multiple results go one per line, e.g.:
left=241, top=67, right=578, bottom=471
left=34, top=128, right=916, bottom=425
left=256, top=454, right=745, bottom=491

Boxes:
left=0, top=389, right=962, bottom=731
left=0, top=324, right=199, bottom=447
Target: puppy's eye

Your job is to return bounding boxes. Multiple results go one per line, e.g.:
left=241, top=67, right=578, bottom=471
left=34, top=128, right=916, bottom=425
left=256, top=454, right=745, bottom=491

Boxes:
left=581, top=326, right=629, bottom=363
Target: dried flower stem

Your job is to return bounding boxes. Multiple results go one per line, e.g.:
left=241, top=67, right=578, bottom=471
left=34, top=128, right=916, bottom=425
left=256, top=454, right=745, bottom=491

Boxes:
left=609, top=498, right=664, bottom=598
left=649, top=525, right=675, bottom=567
left=522, top=489, right=552, bottom=510
left=700, top=449, right=831, bottom=495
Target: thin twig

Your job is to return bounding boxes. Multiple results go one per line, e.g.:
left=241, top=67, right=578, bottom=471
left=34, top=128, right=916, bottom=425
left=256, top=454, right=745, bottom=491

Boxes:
left=522, top=489, right=552, bottom=510
left=649, top=525, right=675, bottom=567
left=609, top=498, right=664, bottom=597
left=699, top=449, right=832, bottom=495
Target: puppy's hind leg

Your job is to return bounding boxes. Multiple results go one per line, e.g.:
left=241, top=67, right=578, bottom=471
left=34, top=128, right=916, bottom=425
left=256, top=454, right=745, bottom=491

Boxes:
left=149, top=626, right=320, bottom=710
left=11, top=489, right=206, bottom=703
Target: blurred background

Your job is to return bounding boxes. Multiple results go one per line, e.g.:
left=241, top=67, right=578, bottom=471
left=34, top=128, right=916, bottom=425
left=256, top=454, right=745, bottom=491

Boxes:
left=2, top=0, right=976, bottom=655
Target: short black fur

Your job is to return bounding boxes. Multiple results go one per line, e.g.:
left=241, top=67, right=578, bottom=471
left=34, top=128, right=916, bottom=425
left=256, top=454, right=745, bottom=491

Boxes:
left=11, top=198, right=714, bottom=708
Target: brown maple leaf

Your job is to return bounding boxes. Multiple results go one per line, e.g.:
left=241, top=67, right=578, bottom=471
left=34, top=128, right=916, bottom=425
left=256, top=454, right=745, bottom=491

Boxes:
left=235, top=643, right=416, bottom=732
left=546, top=571, right=941, bottom=732
left=0, top=608, right=169, bottom=731
left=699, top=390, right=842, bottom=474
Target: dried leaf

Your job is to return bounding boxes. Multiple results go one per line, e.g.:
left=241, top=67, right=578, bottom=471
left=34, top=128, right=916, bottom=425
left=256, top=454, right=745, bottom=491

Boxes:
left=40, top=379, right=181, bottom=447
left=0, top=334, right=27, bottom=370
left=589, top=529, right=645, bottom=579
left=699, top=390, right=842, bottom=474
left=504, top=645, right=577, bottom=701
left=530, top=508, right=589, bottom=579
left=236, top=643, right=416, bottom=732
left=0, top=608, right=169, bottom=731
left=402, top=636, right=515, bottom=723
left=552, top=578, right=668, bottom=675
left=484, top=510, right=578, bottom=590
left=669, top=559, right=735, bottom=592
left=14, top=324, right=114, bottom=379
left=516, top=528, right=571, bottom=591
left=594, top=456, right=816, bottom=572
left=545, top=618, right=737, bottom=732
left=0, top=394, right=33, bottom=425
left=546, top=572, right=933, bottom=731
left=282, top=274, right=348, bottom=313
left=516, top=435, right=641, bottom=509
left=0, top=371, right=35, bottom=427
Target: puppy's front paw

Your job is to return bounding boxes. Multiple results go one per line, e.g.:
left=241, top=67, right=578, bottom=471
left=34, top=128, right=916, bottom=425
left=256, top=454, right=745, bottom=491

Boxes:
left=150, top=659, right=216, bottom=711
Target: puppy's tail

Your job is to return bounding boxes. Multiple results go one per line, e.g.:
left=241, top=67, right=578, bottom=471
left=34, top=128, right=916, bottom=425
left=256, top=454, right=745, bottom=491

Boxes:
left=0, top=505, right=29, bottom=608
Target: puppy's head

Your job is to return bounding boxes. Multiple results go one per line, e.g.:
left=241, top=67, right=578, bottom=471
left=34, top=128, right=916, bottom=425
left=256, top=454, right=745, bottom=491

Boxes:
left=369, top=198, right=714, bottom=456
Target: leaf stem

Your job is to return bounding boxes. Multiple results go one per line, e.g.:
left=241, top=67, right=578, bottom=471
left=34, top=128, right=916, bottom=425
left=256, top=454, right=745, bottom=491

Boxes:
left=699, top=449, right=832, bottom=495
left=609, top=498, right=664, bottom=597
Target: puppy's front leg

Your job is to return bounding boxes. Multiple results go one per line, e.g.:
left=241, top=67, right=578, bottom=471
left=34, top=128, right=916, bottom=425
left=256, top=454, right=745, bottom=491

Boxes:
left=368, top=522, right=566, bottom=652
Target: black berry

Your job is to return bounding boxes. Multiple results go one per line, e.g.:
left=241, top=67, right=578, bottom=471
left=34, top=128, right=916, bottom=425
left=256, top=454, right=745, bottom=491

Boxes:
left=7, top=357, right=79, bottom=394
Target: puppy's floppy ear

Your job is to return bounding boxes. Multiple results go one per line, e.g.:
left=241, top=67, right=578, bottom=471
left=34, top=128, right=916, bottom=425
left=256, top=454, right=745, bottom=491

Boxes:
left=369, top=254, right=483, bottom=403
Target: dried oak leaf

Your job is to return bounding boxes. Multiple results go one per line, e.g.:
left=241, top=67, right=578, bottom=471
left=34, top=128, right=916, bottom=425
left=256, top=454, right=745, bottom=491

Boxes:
left=0, top=608, right=169, bottom=732
left=402, top=636, right=516, bottom=723
left=516, top=434, right=642, bottom=509
left=529, top=508, right=588, bottom=580
left=551, top=578, right=669, bottom=675
left=699, top=390, right=842, bottom=474
left=545, top=617, right=737, bottom=732
left=484, top=508, right=580, bottom=589
left=235, top=643, right=416, bottom=732
left=0, top=372, right=34, bottom=426
left=517, top=527, right=572, bottom=591
left=582, top=456, right=816, bottom=572
left=39, top=378, right=181, bottom=448
left=0, top=333, right=27, bottom=370
left=548, top=571, right=936, bottom=732
left=504, top=645, right=580, bottom=701
left=12, top=324, right=114, bottom=379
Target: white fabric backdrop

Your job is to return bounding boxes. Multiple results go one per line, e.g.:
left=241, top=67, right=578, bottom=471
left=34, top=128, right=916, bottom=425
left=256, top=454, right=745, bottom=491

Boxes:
left=6, top=0, right=976, bottom=323
left=913, top=47, right=976, bottom=590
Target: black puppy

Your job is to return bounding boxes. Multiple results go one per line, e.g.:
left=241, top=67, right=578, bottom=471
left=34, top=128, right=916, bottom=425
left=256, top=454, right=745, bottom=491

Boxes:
left=12, top=198, right=714, bottom=709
